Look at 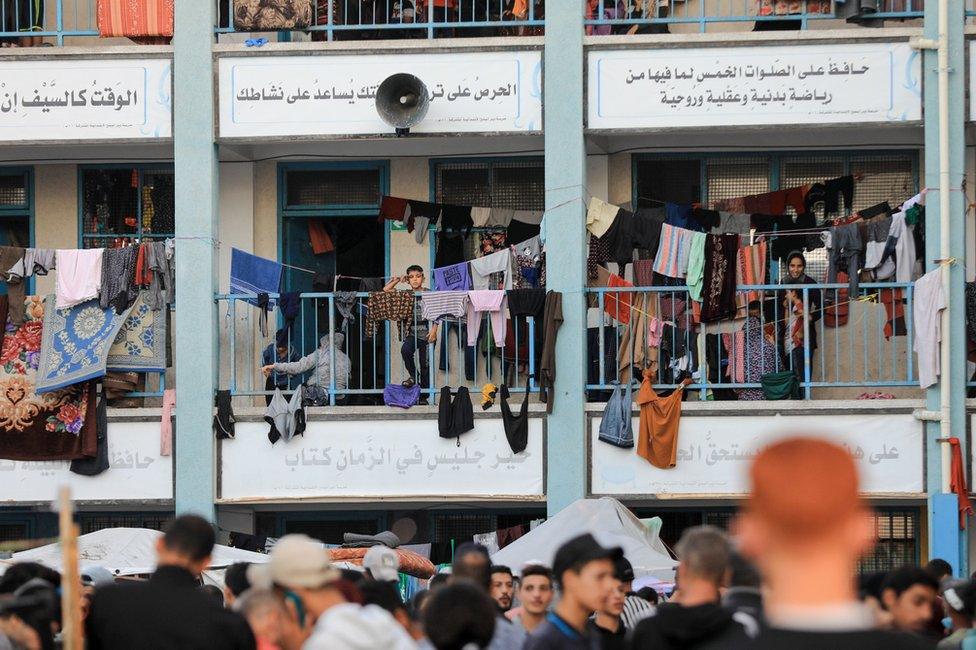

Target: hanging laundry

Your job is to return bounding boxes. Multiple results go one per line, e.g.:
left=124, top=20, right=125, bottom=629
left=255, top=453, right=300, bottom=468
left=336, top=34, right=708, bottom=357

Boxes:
left=652, top=224, right=695, bottom=279
left=538, top=291, right=563, bottom=414
left=439, top=205, right=474, bottom=235
left=664, top=203, right=700, bottom=231
left=421, top=291, right=470, bottom=321
left=0, top=245, right=26, bottom=326
left=805, top=176, right=854, bottom=215
left=36, top=298, right=132, bottom=394
left=826, top=223, right=863, bottom=296
left=433, top=262, right=471, bottom=291
left=70, top=389, right=109, bottom=476
left=55, top=248, right=104, bottom=310
left=265, top=389, right=288, bottom=444
left=879, top=288, right=907, bottom=339
left=588, top=233, right=612, bottom=280
left=0, top=297, right=98, bottom=461
left=383, top=382, right=421, bottom=409
left=601, top=207, right=635, bottom=270
left=586, top=197, right=620, bottom=238
left=596, top=266, right=632, bottom=326
left=365, top=291, right=415, bottom=339
left=307, top=220, right=334, bottom=254
left=690, top=208, right=721, bottom=231
left=618, top=291, right=656, bottom=383
left=213, top=390, right=236, bottom=439
left=949, top=438, right=974, bottom=529
left=380, top=196, right=409, bottom=221
left=466, top=290, right=507, bottom=347
left=96, top=0, right=174, bottom=38
left=230, top=248, right=282, bottom=307
left=598, top=382, right=634, bottom=449
left=632, top=207, right=666, bottom=260
left=635, top=373, right=687, bottom=469
left=479, top=230, right=508, bottom=256
left=513, top=250, right=544, bottom=290
left=278, top=292, right=301, bottom=333
left=760, top=371, right=801, bottom=400
left=735, top=240, right=768, bottom=319
left=145, top=241, right=174, bottom=310
left=633, top=260, right=655, bottom=287
left=100, top=246, right=139, bottom=315
left=512, top=236, right=542, bottom=258
left=435, top=232, right=466, bottom=268
left=699, top=234, right=739, bottom=322
left=885, top=209, right=918, bottom=283
left=507, top=216, right=541, bottom=247
left=686, top=233, right=708, bottom=302
left=858, top=202, right=891, bottom=220
left=485, top=208, right=515, bottom=228
left=499, top=384, right=530, bottom=453
left=713, top=212, right=753, bottom=236
left=470, top=248, right=512, bottom=290
left=913, top=268, right=946, bottom=389
left=106, top=292, right=167, bottom=373
left=438, top=386, right=475, bottom=445
left=471, top=207, right=492, bottom=228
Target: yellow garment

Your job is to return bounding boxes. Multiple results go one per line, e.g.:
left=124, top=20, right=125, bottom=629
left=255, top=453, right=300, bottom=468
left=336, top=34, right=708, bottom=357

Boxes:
left=481, top=383, right=497, bottom=410
left=586, top=197, right=620, bottom=239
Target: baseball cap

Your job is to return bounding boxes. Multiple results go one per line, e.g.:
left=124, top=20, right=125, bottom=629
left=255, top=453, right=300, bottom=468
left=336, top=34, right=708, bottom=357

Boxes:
left=247, top=534, right=339, bottom=590
left=552, top=533, right=623, bottom=583
left=614, top=556, right=635, bottom=582
left=364, top=545, right=400, bottom=582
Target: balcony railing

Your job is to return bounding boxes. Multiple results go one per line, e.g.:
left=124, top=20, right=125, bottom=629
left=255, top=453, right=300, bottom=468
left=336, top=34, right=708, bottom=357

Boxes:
left=216, top=292, right=537, bottom=405
left=586, top=282, right=918, bottom=401
left=0, top=0, right=98, bottom=46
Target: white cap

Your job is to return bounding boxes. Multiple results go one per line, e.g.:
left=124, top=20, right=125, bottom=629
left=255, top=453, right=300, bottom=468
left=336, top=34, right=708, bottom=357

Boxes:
left=314, top=603, right=417, bottom=650
left=247, top=534, right=339, bottom=590
left=363, top=545, right=400, bottom=582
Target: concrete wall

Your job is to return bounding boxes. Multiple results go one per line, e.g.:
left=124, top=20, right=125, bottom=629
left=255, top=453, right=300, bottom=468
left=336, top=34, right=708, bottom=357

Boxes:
left=33, top=164, right=77, bottom=296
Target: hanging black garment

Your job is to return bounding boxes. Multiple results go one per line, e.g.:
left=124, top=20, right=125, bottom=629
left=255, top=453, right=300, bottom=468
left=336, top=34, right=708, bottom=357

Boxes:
left=438, top=386, right=474, bottom=445
left=213, top=390, right=236, bottom=439
left=499, top=384, right=529, bottom=454
left=70, top=388, right=109, bottom=476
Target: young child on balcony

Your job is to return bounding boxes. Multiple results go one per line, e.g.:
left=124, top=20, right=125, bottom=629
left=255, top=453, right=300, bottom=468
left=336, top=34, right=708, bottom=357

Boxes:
left=384, top=265, right=439, bottom=396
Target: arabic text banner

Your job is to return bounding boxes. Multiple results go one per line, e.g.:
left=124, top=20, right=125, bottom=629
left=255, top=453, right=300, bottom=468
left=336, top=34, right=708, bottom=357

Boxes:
left=590, top=413, right=923, bottom=496
left=1, top=422, right=174, bottom=502
left=588, top=42, right=922, bottom=129
left=218, top=51, right=543, bottom=138
left=0, top=59, right=172, bottom=141
left=219, top=418, right=545, bottom=501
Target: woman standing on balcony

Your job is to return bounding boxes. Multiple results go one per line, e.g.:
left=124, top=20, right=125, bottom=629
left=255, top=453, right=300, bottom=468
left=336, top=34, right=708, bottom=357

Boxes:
left=781, top=251, right=822, bottom=382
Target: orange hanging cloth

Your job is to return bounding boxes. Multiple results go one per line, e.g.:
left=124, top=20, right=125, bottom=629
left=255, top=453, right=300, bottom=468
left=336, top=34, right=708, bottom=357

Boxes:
left=308, top=220, right=335, bottom=255
left=635, top=373, right=687, bottom=469
left=949, top=438, right=974, bottom=529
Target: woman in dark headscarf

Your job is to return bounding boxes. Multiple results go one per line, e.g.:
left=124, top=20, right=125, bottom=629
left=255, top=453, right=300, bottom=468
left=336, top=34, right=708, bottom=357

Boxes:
left=780, top=251, right=822, bottom=381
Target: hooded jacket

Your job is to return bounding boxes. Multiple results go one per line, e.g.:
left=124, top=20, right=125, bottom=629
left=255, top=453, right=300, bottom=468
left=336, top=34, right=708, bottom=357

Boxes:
left=271, top=333, right=351, bottom=390
left=629, top=602, right=753, bottom=650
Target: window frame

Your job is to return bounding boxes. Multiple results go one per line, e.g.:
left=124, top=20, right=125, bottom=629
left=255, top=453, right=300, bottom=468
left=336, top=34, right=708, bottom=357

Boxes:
left=77, top=163, right=175, bottom=248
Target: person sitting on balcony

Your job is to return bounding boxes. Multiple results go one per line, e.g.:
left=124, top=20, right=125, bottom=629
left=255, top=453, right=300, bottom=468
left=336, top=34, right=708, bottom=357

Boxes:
left=384, top=265, right=438, bottom=393
left=262, top=332, right=351, bottom=406
left=261, top=329, right=300, bottom=406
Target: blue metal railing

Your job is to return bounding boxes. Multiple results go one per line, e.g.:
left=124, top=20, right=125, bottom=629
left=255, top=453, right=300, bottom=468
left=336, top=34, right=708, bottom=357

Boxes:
left=586, top=282, right=917, bottom=400
left=0, top=0, right=98, bottom=46
left=216, top=292, right=536, bottom=406
left=216, top=0, right=545, bottom=40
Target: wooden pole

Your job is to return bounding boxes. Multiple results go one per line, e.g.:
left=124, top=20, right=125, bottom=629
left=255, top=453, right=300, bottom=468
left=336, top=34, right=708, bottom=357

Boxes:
left=57, top=486, right=82, bottom=650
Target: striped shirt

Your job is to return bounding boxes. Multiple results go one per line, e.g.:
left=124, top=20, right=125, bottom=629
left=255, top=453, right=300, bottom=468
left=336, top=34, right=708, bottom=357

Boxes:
left=421, top=291, right=470, bottom=322
left=653, top=224, right=696, bottom=279
left=621, top=595, right=655, bottom=629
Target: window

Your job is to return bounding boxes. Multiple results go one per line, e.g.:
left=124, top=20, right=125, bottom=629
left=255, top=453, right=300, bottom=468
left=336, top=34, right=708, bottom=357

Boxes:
left=435, top=159, right=544, bottom=209
left=80, top=167, right=174, bottom=248
left=283, top=168, right=383, bottom=209
left=859, top=508, right=920, bottom=573
left=0, top=520, right=31, bottom=543
left=634, top=152, right=918, bottom=282
left=79, top=513, right=172, bottom=534
left=0, top=169, right=33, bottom=295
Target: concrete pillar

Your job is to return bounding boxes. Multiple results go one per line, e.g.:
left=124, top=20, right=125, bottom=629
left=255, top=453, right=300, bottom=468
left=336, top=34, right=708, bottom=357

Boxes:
left=173, top=2, right=218, bottom=520
left=544, top=0, right=587, bottom=515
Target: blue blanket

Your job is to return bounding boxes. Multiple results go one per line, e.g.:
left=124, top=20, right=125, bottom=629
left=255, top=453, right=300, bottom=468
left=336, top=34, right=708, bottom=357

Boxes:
left=36, top=297, right=131, bottom=394
left=230, top=248, right=282, bottom=307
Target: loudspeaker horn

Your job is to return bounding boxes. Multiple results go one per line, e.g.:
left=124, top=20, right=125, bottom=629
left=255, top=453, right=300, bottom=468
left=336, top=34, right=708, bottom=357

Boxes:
left=375, top=73, right=430, bottom=136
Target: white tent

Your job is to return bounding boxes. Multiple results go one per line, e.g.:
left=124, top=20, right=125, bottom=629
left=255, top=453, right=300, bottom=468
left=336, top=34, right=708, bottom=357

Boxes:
left=490, top=498, right=678, bottom=581
left=2, top=528, right=268, bottom=577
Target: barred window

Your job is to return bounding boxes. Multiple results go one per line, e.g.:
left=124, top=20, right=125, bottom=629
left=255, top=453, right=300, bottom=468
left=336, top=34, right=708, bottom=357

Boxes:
left=80, top=167, right=174, bottom=248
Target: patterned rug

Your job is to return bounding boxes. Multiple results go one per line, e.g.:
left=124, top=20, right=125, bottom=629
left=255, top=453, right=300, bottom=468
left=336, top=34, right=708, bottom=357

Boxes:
left=107, top=291, right=167, bottom=372
left=0, top=296, right=97, bottom=461
left=36, top=296, right=132, bottom=394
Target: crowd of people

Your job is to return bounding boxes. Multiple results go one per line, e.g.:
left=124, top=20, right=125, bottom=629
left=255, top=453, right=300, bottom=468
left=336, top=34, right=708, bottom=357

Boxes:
left=0, top=436, right=972, bottom=649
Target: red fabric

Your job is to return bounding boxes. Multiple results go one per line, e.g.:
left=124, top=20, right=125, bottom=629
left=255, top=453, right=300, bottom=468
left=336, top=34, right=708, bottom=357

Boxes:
left=379, top=196, right=409, bottom=221
left=97, top=0, right=174, bottom=38
left=949, top=437, right=974, bottom=529
left=880, top=288, right=907, bottom=339
left=134, top=243, right=153, bottom=287
left=605, top=273, right=633, bottom=325
left=328, top=547, right=436, bottom=579
left=824, top=272, right=849, bottom=327
left=307, top=220, right=334, bottom=255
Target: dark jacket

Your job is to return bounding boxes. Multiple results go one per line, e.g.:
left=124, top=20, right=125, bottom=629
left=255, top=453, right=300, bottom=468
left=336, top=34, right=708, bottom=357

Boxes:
left=85, top=565, right=256, bottom=650
left=629, top=602, right=752, bottom=650
left=722, top=587, right=764, bottom=623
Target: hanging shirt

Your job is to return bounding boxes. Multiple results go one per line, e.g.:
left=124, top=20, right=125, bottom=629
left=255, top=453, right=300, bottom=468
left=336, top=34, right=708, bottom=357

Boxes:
left=586, top=197, right=620, bottom=238
left=913, top=268, right=946, bottom=389
left=635, top=376, right=686, bottom=469
left=888, top=211, right=917, bottom=283
left=686, top=232, right=708, bottom=302
left=470, top=248, right=512, bottom=290
left=56, top=248, right=104, bottom=309
left=433, top=262, right=472, bottom=291
left=421, top=291, right=470, bottom=321
left=466, top=290, right=508, bottom=348
left=652, top=224, right=695, bottom=279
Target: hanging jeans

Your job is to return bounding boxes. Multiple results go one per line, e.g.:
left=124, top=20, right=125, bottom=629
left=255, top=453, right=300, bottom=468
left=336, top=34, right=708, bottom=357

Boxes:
left=401, top=336, right=431, bottom=388
left=438, top=319, right=477, bottom=381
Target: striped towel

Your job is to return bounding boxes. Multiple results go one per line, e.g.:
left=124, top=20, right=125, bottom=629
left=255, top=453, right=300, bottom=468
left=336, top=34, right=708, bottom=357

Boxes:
left=736, top=240, right=768, bottom=318
left=652, top=224, right=695, bottom=279
left=97, top=0, right=174, bottom=38
left=421, top=291, right=469, bottom=321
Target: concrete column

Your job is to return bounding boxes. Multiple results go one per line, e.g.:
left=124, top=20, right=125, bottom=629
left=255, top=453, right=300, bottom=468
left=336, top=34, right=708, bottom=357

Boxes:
left=173, top=2, right=218, bottom=520
left=544, top=0, right=587, bottom=515
left=923, top=0, right=967, bottom=575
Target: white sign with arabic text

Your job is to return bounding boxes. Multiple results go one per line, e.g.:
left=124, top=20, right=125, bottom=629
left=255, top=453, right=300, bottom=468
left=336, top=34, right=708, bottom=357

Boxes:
left=0, top=58, right=172, bottom=141
left=590, top=413, right=923, bottom=496
left=1, top=422, right=173, bottom=502
left=218, top=51, right=542, bottom=138
left=220, top=417, right=545, bottom=501
left=588, top=42, right=921, bottom=129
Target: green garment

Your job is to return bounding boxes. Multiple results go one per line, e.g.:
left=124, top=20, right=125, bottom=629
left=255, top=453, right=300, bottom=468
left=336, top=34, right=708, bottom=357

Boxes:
left=760, top=370, right=801, bottom=400
left=687, top=232, right=708, bottom=302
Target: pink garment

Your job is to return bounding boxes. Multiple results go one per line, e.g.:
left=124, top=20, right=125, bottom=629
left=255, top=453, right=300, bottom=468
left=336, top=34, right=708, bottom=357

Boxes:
left=160, top=388, right=175, bottom=456
left=466, top=290, right=507, bottom=347
left=55, top=248, right=104, bottom=309
left=722, top=332, right=746, bottom=383
left=648, top=317, right=664, bottom=348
